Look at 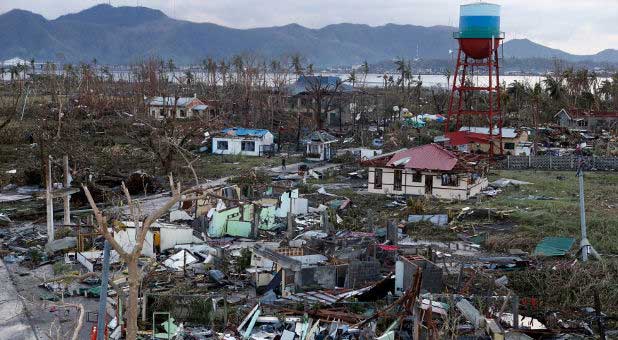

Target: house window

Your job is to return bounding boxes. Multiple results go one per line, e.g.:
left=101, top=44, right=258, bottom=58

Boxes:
left=374, top=169, right=383, bottom=189
left=394, top=169, right=403, bottom=191
left=179, top=109, right=186, bottom=118
left=441, top=174, right=458, bottom=187
left=504, top=142, right=515, bottom=150
left=217, top=140, right=228, bottom=150
left=412, top=172, right=422, bottom=183
left=159, top=109, right=165, bottom=117
left=241, top=141, right=255, bottom=152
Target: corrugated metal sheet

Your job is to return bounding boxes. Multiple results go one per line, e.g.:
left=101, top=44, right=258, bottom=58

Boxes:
left=407, top=214, right=449, bottom=226
left=147, top=96, right=198, bottom=108
left=386, top=144, right=458, bottom=171
left=533, top=237, right=575, bottom=256
left=222, top=127, right=271, bottom=137
left=459, top=126, right=518, bottom=139
left=283, top=291, right=340, bottom=305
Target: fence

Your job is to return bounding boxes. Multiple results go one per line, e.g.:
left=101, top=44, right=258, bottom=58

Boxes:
left=495, top=155, right=618, bottom=171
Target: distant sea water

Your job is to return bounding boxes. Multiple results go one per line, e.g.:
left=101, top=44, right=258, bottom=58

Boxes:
left=323, top=73, right=548, bottom=88
left=5, top=67, right=606, bottom=88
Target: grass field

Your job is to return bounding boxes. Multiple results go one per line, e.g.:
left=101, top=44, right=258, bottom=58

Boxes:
left=325, top=169, right=618, bottom=254
left=483, top=170, right=618, bottom=254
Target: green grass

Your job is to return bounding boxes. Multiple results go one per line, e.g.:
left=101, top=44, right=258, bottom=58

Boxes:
left=193, top=154, right=302, bottom=180
left=484, top=170, right=618, bottom=254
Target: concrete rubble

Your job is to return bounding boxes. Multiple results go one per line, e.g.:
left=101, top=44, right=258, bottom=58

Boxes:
left=0, top=146, right=615, bottom=340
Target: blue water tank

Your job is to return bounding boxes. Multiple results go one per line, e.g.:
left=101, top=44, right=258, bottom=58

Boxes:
left=459, top=2, right=501, bottom=38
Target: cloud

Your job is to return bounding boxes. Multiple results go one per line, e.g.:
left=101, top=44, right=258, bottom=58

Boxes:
left=0, top=0, right=615, bottom=54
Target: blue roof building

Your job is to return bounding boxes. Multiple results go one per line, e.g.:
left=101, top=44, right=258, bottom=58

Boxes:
left=212, top=127, right=276, bottom=156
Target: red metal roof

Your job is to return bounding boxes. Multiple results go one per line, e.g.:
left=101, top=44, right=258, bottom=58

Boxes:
left=386, top=143, right=458, bottom=171
left=446, top=131, right=491, bottom=146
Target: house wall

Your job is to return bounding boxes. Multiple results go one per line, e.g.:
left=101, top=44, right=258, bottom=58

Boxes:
left=557, top=112, right=572, bottom=128
left=306, top=142, right=334, bottom=161
left=395, top=257, right=443, bottom=295
left=148, top=99, right=205, bottom=120
left=295, top=266, right=338, bottom=289
left=292, top=96, right=353, bottom=128
left=368, top=167, right=488, bottom=200
left=114, top=228, right=155, bottom=258
left=588, top=117, right=618, bottom=130
left=467, top=132, right=529, bottom=155
left=212, top=133, right=274, bottom=156
left=159, top=227, right=195, bottom=252
left=149, top=106, right=197, bottom=119
left=431, top=176, right=488, bottom=200
left=208, top=206, right=253, bottom=237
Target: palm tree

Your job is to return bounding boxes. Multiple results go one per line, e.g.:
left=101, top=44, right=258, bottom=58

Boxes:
left=543, top=75, right=564, bottom=102
left=291, top=54, right=303, bottom=77
left=232, top=55, right=244, bottom=83
left=347, top=69, right=357, bottom=88
left=394, top=57, right=407, bottom=92
left=507, top=80, right=527, bottom=113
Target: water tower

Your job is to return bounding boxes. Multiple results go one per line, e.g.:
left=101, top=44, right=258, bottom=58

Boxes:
left=445, top=2, right=504, bottom=155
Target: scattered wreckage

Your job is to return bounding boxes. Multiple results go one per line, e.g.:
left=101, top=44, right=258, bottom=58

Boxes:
left=0, top=153, right=614, bottom=340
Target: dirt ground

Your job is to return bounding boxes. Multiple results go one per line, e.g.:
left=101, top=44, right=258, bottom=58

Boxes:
left=6, top=261, right=102, bottom=340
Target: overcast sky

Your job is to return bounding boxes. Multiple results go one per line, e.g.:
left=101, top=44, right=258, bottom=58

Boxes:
left=1, top=0, right=616, bottom=55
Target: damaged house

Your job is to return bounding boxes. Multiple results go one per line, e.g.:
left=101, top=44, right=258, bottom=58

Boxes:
left=554, top=108, right=618, bottom=131
left=146, top=95, right=212, bottom=119
left=290, top=75, right=356, bottom=128
left=442, top=126, right=530, bottom=155
left=304, top=130, right=338, bottom=161
left=211, top=127, right=276, bottom=156
left=362, top=143, right=488, bottom=200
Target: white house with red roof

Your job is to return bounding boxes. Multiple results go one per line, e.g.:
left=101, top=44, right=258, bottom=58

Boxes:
left=361, top=144, right=488, bottom=200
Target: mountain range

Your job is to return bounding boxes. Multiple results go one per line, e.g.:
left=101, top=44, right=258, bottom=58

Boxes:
left=1, top=4, right=617, bottom=67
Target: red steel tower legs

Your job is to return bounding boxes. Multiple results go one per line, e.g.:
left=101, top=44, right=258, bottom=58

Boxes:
left=445, top=38, right=504, bottom=156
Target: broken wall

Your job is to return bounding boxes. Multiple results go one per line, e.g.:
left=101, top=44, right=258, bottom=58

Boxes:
left=295, top=265, right=347, bottom=290
left=276, top=189, right=308, bottom=218
left=114, top=227, right=155, bottom=257
left=344, top=260, right=381, bottom=289
left=395, top=257, right=443, bottom=295
left=159, top=226, right=195, bottom=251
left=208, top=205, right=253, bottom=238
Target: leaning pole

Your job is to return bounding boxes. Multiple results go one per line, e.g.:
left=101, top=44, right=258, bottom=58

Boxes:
left=577, top=155, right=600, bottom=261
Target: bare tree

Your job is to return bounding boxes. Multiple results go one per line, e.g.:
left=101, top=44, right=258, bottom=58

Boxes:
left=0, top=63, right=28, bottom=132
left=82, top=177, right=182, bottom=340
left=303, top=76, right=345, bottom=129
left=82, top=175, right=233, bottom=339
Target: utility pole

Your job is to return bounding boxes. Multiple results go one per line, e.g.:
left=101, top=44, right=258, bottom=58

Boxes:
left=63, top=155, right=72, bottom=225
left=577, top=154, right=600, bottom=261
left=46, top=156, right=54, bottom=243
left=44, top=155, right=79, bottom=244
left=96, top=240, right=111, bottom=340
